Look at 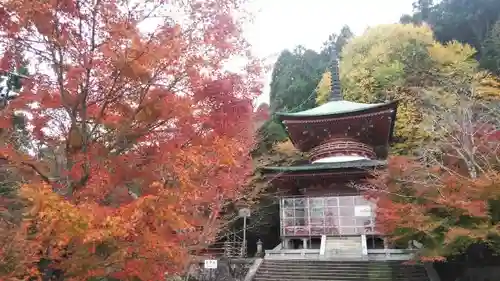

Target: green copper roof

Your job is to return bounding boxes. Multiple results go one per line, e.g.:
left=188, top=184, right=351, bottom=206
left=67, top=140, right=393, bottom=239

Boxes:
left=277, top=100, right=387, bottom=117
left=262, top=159, right=386, bottom=173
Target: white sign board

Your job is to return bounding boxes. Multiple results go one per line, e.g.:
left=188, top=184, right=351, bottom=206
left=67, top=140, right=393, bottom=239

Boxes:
left=355, top=205, right=372, bottom=217
left=238, top=208, right=251, bottom=218
left=204, top=259, right=218, bottom=269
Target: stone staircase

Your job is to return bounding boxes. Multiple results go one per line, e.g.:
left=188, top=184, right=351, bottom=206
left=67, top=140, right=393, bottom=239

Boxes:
left=252, top=260, right=430, bottom=281
left=325, top=237, right=363, bottom=258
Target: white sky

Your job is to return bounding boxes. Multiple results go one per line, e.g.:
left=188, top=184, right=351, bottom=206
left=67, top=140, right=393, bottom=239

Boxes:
left=243, top=0, right=414, bottom=106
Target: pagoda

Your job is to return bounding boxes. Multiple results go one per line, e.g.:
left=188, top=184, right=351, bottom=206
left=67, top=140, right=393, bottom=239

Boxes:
left=261, top=49, right=399, bottom=257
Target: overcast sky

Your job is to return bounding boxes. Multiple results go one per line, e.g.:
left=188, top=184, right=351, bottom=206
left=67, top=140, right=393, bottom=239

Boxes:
left=242, top=0, right=415, bottom=105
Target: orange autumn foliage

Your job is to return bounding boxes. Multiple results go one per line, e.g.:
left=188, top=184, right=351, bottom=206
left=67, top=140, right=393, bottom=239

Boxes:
left=0, top=0, right=262, bottom=280
left=370, top=124, right=500, bottom=261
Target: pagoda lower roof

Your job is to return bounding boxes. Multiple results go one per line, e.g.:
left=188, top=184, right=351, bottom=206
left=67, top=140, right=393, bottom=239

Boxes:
left=261, top=159, right=386, bottom=173
left=276, top=100, right=396, bottom=119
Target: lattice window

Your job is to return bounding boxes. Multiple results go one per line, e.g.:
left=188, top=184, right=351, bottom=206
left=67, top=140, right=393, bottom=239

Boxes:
left=280, top=195, right=377, bottom=236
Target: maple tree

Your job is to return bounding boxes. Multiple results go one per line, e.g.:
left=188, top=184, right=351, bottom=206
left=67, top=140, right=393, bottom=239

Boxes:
left=0, top=0, right=262, bottom=280
left=368, top=96, right=500, bottom=261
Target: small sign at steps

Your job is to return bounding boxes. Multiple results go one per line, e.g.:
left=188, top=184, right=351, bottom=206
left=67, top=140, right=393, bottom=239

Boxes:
left=204, top=259, right=217, bottom=269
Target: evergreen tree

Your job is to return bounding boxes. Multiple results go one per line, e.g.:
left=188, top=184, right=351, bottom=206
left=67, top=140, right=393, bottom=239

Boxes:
left=412, top=0, right=434, bottom=23
left=269, top=47, right=325, bottom=113
left=480, top=20, right=500, bottom=75
left=0, top=65, right=28, bottom=108
left=320, top=25, right=354, bottom=59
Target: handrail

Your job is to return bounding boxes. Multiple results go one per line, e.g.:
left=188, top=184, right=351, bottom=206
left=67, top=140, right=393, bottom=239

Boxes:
left=196, top=241, right=247, bottom=258
left=265, top=249, right=320, bottom=254
left=264, top=249, right=414, bottom=254
left=271, top=243, right=283, bottom=251
left=367, top=249, right=416, bottom=253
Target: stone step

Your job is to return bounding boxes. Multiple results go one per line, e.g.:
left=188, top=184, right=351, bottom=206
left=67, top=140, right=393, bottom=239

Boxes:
left=326, top=245, right=362, bottom=249
left=253, top=276, right=429, bottom=281
left=327, top=239, right=361, bottom=241
left=327, top=242, right=361, bottom=243
left=260, top=266, right=425, bottom=274
left=256, top=270, right=426, bottom=277
left=261, top=261, right=418, bottom=266
left=326, top=239, right=362, bottom=242
left=256, top=271, right=426, bottom=277
left=262, top=260, right=420, bottom=265
left=254, top=274, right=428, bottom=280
left=253, top=260, right=430, bottom=281
left=254, top=275, right=428, bottom=281
left=326, top=239, right=361, bottom=242
left=254, top=272, right=429, bottom=280
left=259, top=261, right=427, bottom=269
left=326, top=250, right=362, bottom=254
left=326, top=244, right=361, bottom=247
left=258, top=266, right=426, bottom=273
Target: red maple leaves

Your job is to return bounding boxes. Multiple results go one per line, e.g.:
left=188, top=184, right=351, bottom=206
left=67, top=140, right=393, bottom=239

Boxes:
left=0, top=0, right=262, bottom=280
left=370, top=123, right=500, bottom=261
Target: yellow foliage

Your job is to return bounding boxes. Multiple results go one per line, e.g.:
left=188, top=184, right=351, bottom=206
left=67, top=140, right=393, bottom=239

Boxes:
left=391, top=100, right=430, bottom=155
left=20, top=184, right=91, bottom=237
left=428, top=41, right=477, bottom=67
left=473, top=71, right=500, bottom=101
left=315, top=71, right=332, bottom=105
left=274, top=139, right=302, bottom=157
left=341, top=23, right=480, bottom=155
left=253, top=139, right=306, bottom=168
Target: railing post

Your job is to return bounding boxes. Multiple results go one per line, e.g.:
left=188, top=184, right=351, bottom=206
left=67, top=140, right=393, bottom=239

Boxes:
left=319, top=235, right=326, bottom=256
left=383, top=238, right=389, bottom=257
left=361, top=234, right=368, bottom=256
left=224, top=241, right=231, bottom=257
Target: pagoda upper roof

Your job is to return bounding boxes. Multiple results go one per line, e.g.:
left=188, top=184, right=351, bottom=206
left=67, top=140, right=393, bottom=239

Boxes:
left=275, top=100, right=398, bottom=153
left=276, top=100, right=397, bottom=120
left=277, top=100, right=389, bottom=118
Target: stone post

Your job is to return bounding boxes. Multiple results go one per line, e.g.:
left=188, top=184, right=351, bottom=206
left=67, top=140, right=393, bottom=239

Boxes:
left=383, top=238, right=389, bottom=257
left=256, top=239, right=263, bottom=257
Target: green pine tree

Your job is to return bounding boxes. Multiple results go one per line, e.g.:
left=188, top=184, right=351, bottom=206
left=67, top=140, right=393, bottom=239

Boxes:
left=480, top=20, right=500, bottom=75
